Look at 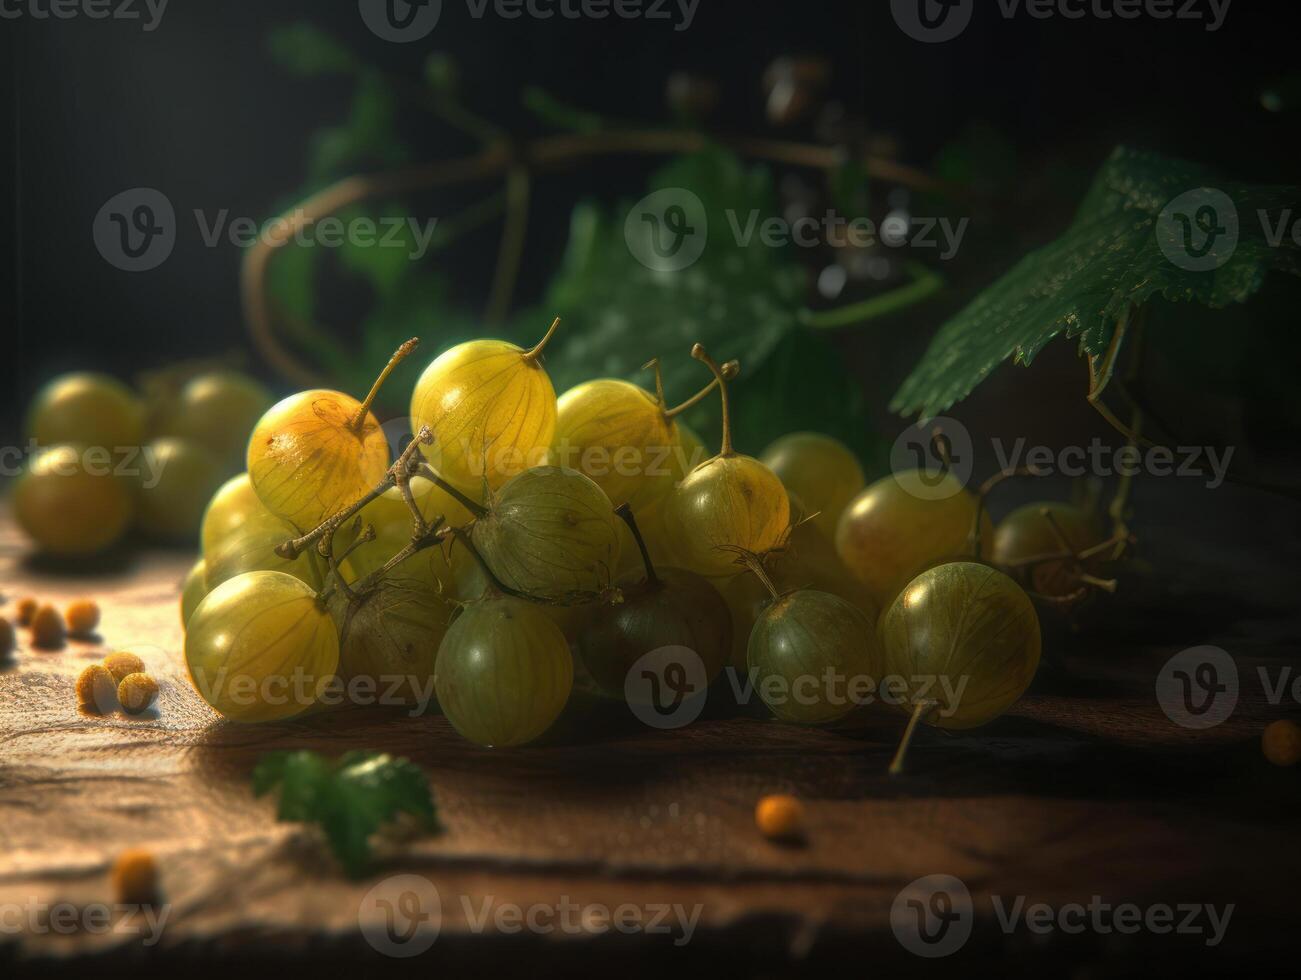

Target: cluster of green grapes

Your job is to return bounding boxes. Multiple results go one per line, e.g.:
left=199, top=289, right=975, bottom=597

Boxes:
left=13, top=369, right=273, bottom=554
left=177, top=320, right=1061, bottom=770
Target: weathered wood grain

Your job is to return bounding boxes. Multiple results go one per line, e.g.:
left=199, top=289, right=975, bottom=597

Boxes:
left=2, top=481, right=1300, bottom=975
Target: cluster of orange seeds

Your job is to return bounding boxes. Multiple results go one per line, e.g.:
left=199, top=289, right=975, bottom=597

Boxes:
left=76, top=649, right=159, bottom=716
left=6, top=596, right=101, bottom=650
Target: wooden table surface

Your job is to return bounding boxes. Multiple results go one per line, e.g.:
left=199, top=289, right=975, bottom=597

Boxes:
left=2, top=481, right=1300, bottom=977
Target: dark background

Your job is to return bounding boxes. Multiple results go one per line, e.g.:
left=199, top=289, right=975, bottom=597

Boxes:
left=2, top=0, right=1297, bottom=463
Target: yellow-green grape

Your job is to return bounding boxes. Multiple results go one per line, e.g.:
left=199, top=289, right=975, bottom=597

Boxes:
left=835, top=470, right=993, bottom=608
left=471, top=466, right=620, bottom=599
left=760, top=432, right=866, bottom=540
left=200, top=473, right=263, bottom=557
left=12, top=443, right=132, bottom=555
left=409, top=318, right=560, bottom=493
left=204, top=508, right=325, bottom=592
left=331, top=578, right=455, bottom=707
left=180, top=558, right=208, bottom=628
left=666, top=346, right=790, bottom=577
left=172, top=371, right=274, bottom=470
left=879, top=561, right=1040, bottom=735
left=28, top=372, right=143, bottom=450
left=434, top=597, right=573, bottom=747
left=720, top=519, right=878, bottom=671
left=185, top=570, right=339, bottom=723
left=992, top=502, right=1104, bottom=598
left=247, top=388, right=389, bottom=531
left=133, top=438, right=223, bottom=541
left=748, top=589, right=880, bottom=725
left=555, top=379, right=679, bottom=509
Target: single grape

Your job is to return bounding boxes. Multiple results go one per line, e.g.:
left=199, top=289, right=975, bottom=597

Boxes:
left=434, top=597, right=573, bottom=747
left=666, top=346, right=790, bottom=577
left=28, top=372, right=143, bottom=451
left=247, top=388, right=389, bottom=531
left=133, top=438, right=224, bottom=541
left=204, top=508, right=327, bottom=592
left=12, top=443, right=132, bottom=555
left=409, top=318, right=560, bottom=493
left=578, top=511, right=731, bottom=698
left=992, top=502, right=1104, bottom=598
left=185, top=570, right=339, bottom=723
left=180, top=558, right=207, bottom=628
left=835, top=470, right=993, bottom=607
left=471, top=466, right=620, bottom=599
left=553, top=362, right=730, bottom=511
left=748, top=588, right=879, bottom=725
left=331, top=577, right=455, bottom=707
left=760, top=432, right=865, bottom=540
left=878, top=562, right=1040, bottom=771
left=200, top=473, right=263, bottom=557
left=720, top=518, right=877, bottom=671
left=172, top=371, right=274, bottom=470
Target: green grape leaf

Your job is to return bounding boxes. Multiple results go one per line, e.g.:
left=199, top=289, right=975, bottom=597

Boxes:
left=543, top=147, right=806, bottom=407
left=266, top=24, right=358, bottom=78
left=891, top=146, right=1301, bottom=420
left=253, top=750, right=439, bottom=877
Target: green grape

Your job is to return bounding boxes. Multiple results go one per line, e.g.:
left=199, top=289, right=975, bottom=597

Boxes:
left=180, top=558, right=208, bottom=628
left=200, top=473, right=263, bottom=557
left=185, top=570, right=339, bottom=723
left=133, top=438, right=224, bottom=541
left=12, top=443, right=132, bottom=555
left=879, top=562, right=1040, bottom=771
left=666, top=346, right=790, bottom=578
left=172, top=371, right=274, bottom=470
left=992, top=502, right=1104, bottom=598
left=835, top=470, right=993, bottom=608
left=720, top=517, right=877, bottom=671
left=747, top=588, right=880, bottom=725
left=247, top=388, right=389, bottom=531
left=331, top=577, right=455, bottom=707
left=205, top=508, right=326, bottom=591
left=434, top=597, right=573, bottom=747
left=409, top=318, right=560, bottom=493
left=760, top=432, right=866, bottom=540
left=470, top=465, right=620, bottom=599
left=28, top=372, right=143, bottom=450
left=578, top=513, right=731, bottom=698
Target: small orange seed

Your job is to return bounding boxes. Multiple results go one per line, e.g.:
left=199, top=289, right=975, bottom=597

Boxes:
left=16, top=598, right=37, bottom=626
left=755, top=794, right=805, bottom=841
left=104, top=650, right=146, bottom=683
left=77, top=664, right=118, bottom=714
left=1263, top=719, right=1301, bottom=767
left=118, top=672, right=159, bottom=715
left=31, top=604, right=66, bottom=649
left=110, top=848, right=160, bottom=906
left=65, top=599, right=101, bottom=635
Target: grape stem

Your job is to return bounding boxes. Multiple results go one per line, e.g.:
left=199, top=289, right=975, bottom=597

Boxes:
left=691, top=343, right=734, bottom=456
left=967, top=464, right=1051, bottom=558
left=416, top=464, right=490, bottom=519
left=277, top=425, right=434, bottom=560
left=521, top=316, right=561, bottom=363
left=888, top=699, right=937, bottom=777
left=663, top=359, right=740, bottom=420
left=614, top=503, right=659, bottom=587
left=447, top=525, right=605, bottom=608
left=351, top=338, right=419, bottom=434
